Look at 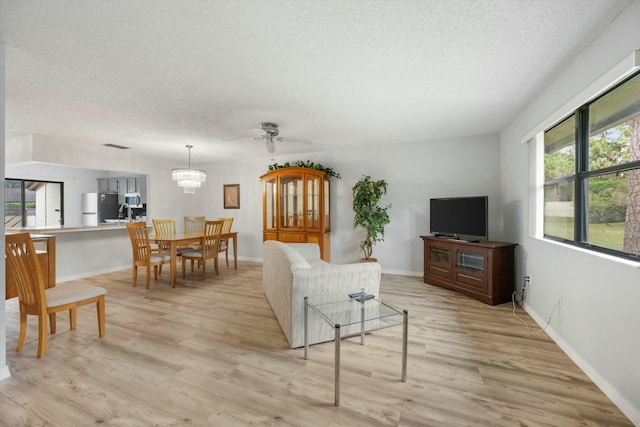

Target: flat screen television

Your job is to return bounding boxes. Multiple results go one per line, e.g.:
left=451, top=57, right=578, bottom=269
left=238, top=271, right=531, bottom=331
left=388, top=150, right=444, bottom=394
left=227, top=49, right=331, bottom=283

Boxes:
left=429, top=196, right=488, bottom=241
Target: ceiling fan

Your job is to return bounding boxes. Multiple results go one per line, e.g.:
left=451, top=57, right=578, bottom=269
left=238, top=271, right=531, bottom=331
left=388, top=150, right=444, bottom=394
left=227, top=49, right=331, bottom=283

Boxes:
left=226, top=122, right=312, bottom=153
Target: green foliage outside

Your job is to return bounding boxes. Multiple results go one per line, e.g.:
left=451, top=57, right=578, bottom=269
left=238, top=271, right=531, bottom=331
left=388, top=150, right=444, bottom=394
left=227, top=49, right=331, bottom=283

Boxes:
left=4, top=201, right=36, bottom=210
left=543, top=216, right=574, bottom=241
left=545, top=217, right=624, bottom=251
left=544, top=148, right=574, bottom=181
left=588, top=175, right=628, bottom=224
left=545, top=124, right=631, bottom=225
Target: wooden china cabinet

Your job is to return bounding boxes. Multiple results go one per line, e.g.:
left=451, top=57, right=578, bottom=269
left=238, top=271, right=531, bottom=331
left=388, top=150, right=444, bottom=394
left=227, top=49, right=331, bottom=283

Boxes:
left=260, top=167, right=331, bottom=261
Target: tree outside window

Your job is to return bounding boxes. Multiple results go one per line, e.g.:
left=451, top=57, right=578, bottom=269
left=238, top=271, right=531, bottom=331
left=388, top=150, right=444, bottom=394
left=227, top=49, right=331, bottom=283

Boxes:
left=543, top=71, right=640, bottom=260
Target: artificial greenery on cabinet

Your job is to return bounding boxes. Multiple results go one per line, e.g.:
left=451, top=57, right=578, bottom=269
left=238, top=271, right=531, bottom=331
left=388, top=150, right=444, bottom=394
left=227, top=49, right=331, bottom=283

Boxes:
left=267, top=160, right=341, bottom=179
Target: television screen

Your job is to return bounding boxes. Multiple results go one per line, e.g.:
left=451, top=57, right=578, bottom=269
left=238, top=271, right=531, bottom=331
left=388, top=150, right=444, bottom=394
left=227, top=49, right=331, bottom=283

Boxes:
left=430, top=196, right=488, bottom=240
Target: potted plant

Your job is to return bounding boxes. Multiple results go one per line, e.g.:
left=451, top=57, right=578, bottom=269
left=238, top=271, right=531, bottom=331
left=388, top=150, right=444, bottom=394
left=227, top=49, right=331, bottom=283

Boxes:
left=352, top=175, right=391, bottom=261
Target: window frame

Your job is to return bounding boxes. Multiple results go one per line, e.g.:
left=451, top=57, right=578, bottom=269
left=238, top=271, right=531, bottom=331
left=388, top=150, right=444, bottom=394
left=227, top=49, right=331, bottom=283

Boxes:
left=543, top=70, right=640, bottom=262
left=4, top=178, right=65, bottom=228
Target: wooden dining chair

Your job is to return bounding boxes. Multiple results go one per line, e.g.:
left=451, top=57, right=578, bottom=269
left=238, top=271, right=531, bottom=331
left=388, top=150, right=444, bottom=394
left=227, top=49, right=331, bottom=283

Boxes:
left=152, top=218, right=177, bottom=252
left=126, top=222, right=171, bottom=288
left=181, top=220, right=224, bottom=280
left=183, top=216, right=205, bottom=271
left=217, top=217, right=234, bottom=267
left=184, top=216, right=205, bottom=233
left=152, top=218, right=186, bottom=269
left=5, top=232, right=107, bottom=358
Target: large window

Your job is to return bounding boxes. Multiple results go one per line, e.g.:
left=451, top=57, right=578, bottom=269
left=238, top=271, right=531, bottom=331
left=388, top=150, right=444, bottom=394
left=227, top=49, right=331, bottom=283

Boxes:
left=4, top=179, right=64, bottom=228
left=543, top=71, right=640, bottom=260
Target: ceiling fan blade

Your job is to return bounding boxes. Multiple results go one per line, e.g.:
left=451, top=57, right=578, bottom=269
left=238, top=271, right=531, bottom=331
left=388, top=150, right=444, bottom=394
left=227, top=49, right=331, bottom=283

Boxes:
left=222, top=136, right=263, bottom=142
left=275, top=136, right=312, bottom=145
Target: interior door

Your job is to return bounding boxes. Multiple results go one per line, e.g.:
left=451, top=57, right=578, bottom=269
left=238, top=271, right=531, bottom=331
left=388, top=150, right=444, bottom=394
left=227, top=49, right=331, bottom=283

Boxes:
left=32, top=181, right=62, bottom=226
left=44, top=182, right=62, bottom=226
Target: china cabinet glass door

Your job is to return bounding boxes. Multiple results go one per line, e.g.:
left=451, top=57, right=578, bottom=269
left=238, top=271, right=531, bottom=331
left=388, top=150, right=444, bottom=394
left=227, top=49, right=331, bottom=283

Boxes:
left=307, top=175, right=320, bottom=230
left=323, top=176, right=330, bottom=232
left=280, top=175, right=304, bottom=229
left=264, top=178, right=276, bottom=230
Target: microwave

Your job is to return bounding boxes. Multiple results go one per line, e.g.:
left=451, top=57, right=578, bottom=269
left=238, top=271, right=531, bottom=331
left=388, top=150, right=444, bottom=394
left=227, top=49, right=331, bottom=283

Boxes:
left=125, top=193, right=142, bottom=208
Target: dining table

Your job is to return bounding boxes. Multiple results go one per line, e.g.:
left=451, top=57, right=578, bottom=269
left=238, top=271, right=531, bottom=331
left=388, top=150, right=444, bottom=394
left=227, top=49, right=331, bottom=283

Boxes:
left=150, top=231, right=238, bottom=288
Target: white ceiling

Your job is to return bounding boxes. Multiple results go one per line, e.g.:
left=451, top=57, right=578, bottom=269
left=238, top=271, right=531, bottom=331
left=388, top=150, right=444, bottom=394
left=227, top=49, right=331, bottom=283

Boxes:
left=0, top=0, right=632, bottom=164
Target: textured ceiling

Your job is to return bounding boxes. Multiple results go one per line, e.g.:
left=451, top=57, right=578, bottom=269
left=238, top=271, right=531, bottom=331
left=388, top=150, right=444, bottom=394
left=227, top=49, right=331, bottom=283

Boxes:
left=0, top=0, right=632, bottom=164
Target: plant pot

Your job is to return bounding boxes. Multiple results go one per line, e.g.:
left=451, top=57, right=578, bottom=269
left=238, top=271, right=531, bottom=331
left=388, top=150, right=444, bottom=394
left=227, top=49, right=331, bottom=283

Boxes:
left=359, top=258, right=377, bottom=263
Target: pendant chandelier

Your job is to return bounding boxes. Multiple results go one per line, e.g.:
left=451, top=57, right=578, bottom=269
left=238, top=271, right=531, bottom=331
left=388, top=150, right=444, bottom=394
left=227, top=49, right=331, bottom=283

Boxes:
left=172, top=145, right=206, bottom=193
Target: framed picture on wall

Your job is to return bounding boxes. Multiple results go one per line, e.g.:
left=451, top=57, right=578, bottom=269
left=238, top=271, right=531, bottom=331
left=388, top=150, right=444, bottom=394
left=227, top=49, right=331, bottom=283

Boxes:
left=224, top=184, right=240, bottom=209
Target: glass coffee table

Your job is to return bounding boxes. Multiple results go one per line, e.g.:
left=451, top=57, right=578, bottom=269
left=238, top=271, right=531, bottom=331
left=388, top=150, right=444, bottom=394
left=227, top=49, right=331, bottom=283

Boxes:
left=304, top=294, right=408, bottom=406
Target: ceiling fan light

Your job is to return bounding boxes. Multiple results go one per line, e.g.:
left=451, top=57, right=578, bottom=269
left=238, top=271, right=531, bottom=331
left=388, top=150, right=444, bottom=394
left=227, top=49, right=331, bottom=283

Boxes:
left=266, top=140, right=275, bottom=153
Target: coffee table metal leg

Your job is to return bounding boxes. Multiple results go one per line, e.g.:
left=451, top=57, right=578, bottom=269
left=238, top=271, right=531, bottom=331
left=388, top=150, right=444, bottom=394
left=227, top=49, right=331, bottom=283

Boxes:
left=335, top=324, right=341, bottom=407
left=360, top=302, right=365, bottom=345
left=304, top=297, right=309, bottom=360
left=402, top=309, right=408, bottom=382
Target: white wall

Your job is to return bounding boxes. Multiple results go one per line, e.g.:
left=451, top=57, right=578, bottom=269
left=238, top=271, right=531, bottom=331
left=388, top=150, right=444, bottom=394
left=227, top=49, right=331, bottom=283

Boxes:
left=193, top=133, right=502, bottom=275
left=500, top=0, right=640, bottom=423
left=1, top=42, right=9, bottom=381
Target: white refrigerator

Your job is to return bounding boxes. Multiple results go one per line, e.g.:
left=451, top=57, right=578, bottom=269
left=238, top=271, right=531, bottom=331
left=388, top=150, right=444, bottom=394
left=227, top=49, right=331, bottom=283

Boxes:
left=82, top=192, right=119, bottom=226
left=82, top=193, right=99, bottom=226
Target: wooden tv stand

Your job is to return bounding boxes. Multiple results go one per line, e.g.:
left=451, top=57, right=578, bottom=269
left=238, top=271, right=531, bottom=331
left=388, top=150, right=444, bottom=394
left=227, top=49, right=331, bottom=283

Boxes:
left=420, top=235, right=516, bottom=306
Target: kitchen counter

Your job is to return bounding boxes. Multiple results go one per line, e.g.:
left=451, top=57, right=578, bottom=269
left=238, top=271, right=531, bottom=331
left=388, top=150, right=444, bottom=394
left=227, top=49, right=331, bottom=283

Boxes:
left=6, top=222, right=150, bottom=234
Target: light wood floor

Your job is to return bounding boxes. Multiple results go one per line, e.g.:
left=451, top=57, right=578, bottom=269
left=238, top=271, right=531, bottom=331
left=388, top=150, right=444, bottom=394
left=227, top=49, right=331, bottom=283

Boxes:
left=1, top=262, right=632, bottom=426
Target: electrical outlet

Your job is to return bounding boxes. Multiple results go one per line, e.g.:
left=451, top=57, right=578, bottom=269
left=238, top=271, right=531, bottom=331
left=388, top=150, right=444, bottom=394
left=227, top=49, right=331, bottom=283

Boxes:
left=520, top=276, right=530, bottom=305
left=516, top=276, right=531, bottom=306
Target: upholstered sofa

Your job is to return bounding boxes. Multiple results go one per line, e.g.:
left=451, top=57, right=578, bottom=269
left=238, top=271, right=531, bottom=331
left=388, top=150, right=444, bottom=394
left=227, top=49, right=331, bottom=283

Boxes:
left=262, top=241, right=382, bottom=348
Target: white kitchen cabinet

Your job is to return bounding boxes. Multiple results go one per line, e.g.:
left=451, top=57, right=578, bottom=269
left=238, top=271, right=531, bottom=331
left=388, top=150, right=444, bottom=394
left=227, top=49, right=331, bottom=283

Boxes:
left=97, top=178, right=119, bottom=193
left=127, top=177, right=139, bottom=193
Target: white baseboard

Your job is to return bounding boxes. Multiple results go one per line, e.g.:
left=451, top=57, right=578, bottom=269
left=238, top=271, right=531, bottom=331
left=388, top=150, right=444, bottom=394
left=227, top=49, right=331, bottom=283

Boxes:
left=57, top=264, right=131, bottom=283
left=524, top=303, right=639, bottom=425
left=0, top=365, right=11, bottom=382
left=58, top=257, right=264, bottom=283
left=381, top=268, right=422, bottom=277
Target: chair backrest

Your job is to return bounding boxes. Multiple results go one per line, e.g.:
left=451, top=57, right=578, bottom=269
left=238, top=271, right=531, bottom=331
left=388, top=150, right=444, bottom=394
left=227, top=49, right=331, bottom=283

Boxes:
left=5, top=233, right=47, bottom=314
left=202, top=220, right=224, bottom=258
left=152, top=218, right=177, bottom=236
left=184, top=216, right=205, bottom=233
left=218, top=217, right=234, bottom=235
left=126, top=222, right=152, bottom=264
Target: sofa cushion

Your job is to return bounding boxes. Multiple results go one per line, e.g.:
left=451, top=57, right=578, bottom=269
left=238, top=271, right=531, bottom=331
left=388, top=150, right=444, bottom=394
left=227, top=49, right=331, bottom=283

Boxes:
left=307, top=259, right=330, bottom=269
left=270, top=241, right=311, bottom=269
left=287, top=243, right=321, bottom=262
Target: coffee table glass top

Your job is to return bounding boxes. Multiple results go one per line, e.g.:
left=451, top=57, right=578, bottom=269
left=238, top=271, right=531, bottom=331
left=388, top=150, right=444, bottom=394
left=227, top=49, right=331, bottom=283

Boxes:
left=306, top=294, right=404, bottom=333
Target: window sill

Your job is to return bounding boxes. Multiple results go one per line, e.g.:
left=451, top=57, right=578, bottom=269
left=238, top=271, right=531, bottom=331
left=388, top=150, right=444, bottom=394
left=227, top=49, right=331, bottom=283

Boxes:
left=533, top=235, right=640, bottom=269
